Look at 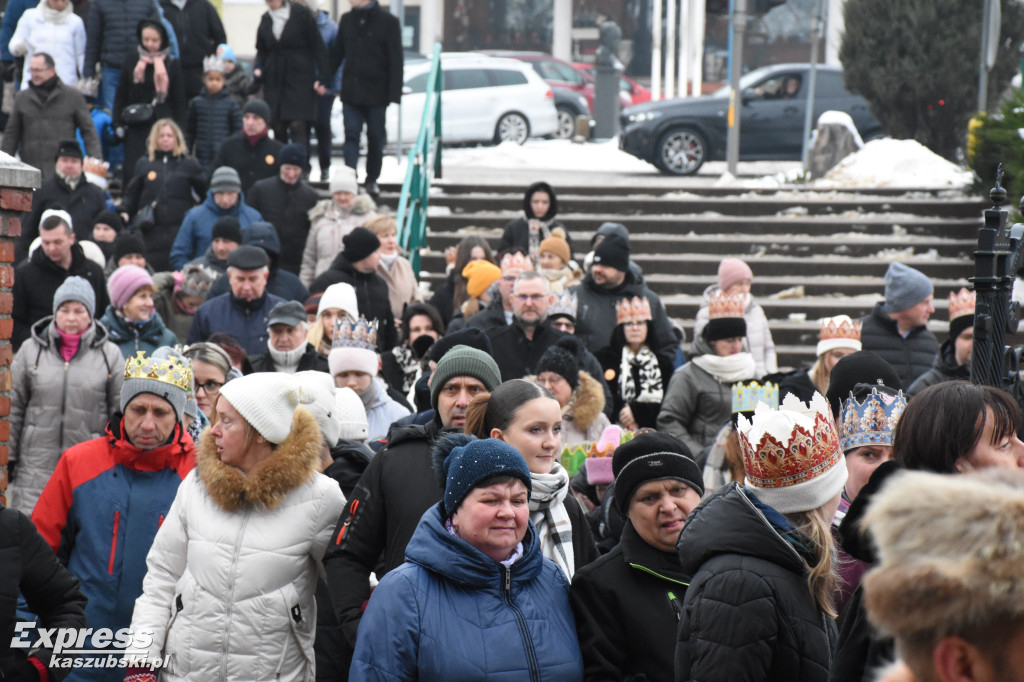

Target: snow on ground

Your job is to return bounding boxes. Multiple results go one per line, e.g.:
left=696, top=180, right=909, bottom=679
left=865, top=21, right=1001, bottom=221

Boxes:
left=814, top=139, right=974, bottom=189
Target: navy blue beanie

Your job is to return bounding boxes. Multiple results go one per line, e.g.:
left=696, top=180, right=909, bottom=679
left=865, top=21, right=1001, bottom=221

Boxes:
left=432, top=433, right=532, bottom=516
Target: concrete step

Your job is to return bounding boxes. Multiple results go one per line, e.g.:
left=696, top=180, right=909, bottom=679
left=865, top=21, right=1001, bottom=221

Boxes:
left=420, top=182, right=975, bottom=199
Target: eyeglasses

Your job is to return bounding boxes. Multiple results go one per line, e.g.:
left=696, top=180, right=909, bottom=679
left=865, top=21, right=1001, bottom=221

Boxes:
left=195, top=379, right=225, bottom=394
left=516, top=294, right=546, bottom=303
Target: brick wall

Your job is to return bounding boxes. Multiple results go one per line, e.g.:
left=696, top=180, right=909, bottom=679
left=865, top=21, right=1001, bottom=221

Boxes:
left=0, top=156, right=41, bottom=504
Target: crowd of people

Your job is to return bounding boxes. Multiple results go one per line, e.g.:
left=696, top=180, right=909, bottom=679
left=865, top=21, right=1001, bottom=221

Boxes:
left=0, top=6, right=1020, bottom=678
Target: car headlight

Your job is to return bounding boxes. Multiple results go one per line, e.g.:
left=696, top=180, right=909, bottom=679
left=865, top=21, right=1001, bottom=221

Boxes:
left=625, top=111, right=663, bottom=123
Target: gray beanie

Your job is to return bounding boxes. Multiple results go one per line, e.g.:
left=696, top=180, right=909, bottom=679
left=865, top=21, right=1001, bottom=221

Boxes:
left=884, top=262, right=933, bottom=313
left=210, top=166, right=242, bottom=195
left=429, top=345, right=502, bottom=413
left=53, top=276, right=96, bottom=318
left=120, top=347, right=191, bottom=421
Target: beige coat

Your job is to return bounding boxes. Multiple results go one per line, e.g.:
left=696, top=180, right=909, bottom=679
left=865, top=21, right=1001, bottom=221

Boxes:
left=377, top=256, right=423, bottom=321
left=300, top=195, right=378, bottom=287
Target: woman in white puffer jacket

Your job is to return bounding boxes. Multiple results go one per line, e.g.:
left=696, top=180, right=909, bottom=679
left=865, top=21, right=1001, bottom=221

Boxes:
left=126, top=372, right=345, bottom=681
left=9, top=0, right=85, bottom=89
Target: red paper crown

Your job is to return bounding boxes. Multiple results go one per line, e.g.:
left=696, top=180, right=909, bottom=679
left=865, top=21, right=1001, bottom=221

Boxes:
left=615, top=296, right=652, bottom=325
left=819, top=315, right=861, bottom=342
left=948, top=288, right=975, bottom=321
left=500, top=252, right=534, bottom=275
left=708, top=291, right=745, bottom=319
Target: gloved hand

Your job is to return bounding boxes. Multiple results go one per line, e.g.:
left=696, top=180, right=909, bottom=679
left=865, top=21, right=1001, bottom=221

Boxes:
left=1, top=658, right=42, bottom=682
left=0, top=62, right=15, bottom=82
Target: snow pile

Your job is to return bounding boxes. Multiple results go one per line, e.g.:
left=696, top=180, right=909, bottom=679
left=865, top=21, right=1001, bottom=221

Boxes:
left=815, top=139, right=973, bottom=189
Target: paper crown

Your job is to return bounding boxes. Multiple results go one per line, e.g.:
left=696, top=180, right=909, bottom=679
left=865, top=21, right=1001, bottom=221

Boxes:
left=737, top=392, right=843, bottom=492
left=615, top=296, right=652, bottom=325
left=500, top=252, right=534, bottom=274
left=708, top=291, right=745, bottom=319
left=948, top=287, right=976, bottom=321
left=819, top=315, right=861, bottom=342
left=732, top=381, right=779, bottom=414
left=549, top=290, right=578, bottom=319
left=839, top=387, right=907, bottom=452
left=332, top=316, right=378, bottom=352
left=123, top=350, right=193, bottom=393
left=203, top=55, right=227, bottom=73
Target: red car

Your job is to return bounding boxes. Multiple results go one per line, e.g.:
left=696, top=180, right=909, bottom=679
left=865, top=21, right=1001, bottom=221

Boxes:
left=479, top=51, right=597, bottom=110
left=574, top=62, right=653, bottom=105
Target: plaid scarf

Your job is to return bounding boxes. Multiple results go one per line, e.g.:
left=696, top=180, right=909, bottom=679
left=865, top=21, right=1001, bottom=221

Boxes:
left=530, top=463, right=575, bottom=579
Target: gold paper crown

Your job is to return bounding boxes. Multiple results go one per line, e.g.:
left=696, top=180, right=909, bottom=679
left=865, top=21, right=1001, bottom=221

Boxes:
left=500, top=252, right=535, bottom=274
left=839, top=387, right=907, bottom=452
left=615, top=296, right=652, bottom=325
left=819, top=315, right=861, bottom=342
left=549, top=290, right=577, bottom=319
left=123, top=350, right=193, bottom=393
left=732, top=381, right=779, bottom=414
left=948, top=287, right=976, bottom=321
left=737, top=393, right=843, bottom=490
left=708, top=291, right=745, bottom=320
left=332, top=316, right=378, bottom=351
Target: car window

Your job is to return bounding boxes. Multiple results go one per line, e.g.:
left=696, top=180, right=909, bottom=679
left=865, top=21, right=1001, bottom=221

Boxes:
left=404, top=73, right=429, bottom=94
left=487, top=69, right=529, bottom=87
left=445, top=69, right=491, bottom=91
left=619, top=77, right=633, bottom=93
left=534, top=60, right=583, bottom=86
left=748, top=74, right=802, bottom=100
left=813, top=71, right=848, bottom=98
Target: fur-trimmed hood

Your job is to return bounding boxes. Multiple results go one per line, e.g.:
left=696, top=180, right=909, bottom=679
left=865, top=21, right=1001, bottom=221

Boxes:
left=528, top=370, right=605, bottom=431
left=196, top=407, right=322, bottom=511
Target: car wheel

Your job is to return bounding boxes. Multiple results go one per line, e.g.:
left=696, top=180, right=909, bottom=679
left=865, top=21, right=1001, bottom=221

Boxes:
left=495, top=112, right=530, bottom=145
left=654, top=128, right=707, bottom=175
left=553, top=106, right=576, bottom=139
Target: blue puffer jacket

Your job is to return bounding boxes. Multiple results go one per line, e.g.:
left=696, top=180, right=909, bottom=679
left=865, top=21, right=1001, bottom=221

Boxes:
left=186, top=290, right=286, bottom=356
left=350, top=503, right=584, bottom=682
left=168, top=190, right=261, bottom=270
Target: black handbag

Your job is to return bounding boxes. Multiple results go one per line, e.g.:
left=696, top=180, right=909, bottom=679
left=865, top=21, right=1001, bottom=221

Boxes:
left=122, top=100, right=155, bottom=125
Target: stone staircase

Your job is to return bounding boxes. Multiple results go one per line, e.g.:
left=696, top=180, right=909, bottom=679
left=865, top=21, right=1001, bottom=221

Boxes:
left=377, top=182, right=987, bottom=371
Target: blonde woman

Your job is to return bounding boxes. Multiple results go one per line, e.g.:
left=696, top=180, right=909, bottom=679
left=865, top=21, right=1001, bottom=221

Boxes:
left=120, top=118, right=207, bottom=271
left=306, top=282, right=359, bottom=357
left=367, top=215, right=422, bottom=325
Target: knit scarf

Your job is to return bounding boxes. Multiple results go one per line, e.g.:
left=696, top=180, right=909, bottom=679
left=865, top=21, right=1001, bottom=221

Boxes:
left=267, top=340, right=304, bottom=373
left=56, top=168, right=81, bottom=190
left=691, top=351, right=756, bottom=384
left=57, top=328, right=82, bottom=361
left=379, top=252, right=398, bottom=270
left=269, top=3, right=291, bottom=39
left=524, top=216, right=552, bottom=262
left=529, top=463, right=574, bottom=579
left=134, top=46, right=169, bottom=102
left=357, top=380, right=377, bottom=410
left=619, top=344, right=663, bottom=404
left=40, top=0, right=72, bottom=24
left=391, top=343, right=420, bottom=393
left=245, top=127, right=270, bottom=146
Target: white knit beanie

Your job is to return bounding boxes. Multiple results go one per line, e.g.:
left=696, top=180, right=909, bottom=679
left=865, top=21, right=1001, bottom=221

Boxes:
left=328, top=346, right=378, bottom=377
left=335, top=387, right=368, bottom=441
left=218, top=373, right=314, bottom=444
left=293, top=370, right=342, bottom=446
left=317, top=282, right=359, bottom=320
left=330, top=166, right=359, bottom=196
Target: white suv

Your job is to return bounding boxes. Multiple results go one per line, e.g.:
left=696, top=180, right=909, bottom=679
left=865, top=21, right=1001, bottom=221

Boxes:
left=332, top=53, right=557, bottom=147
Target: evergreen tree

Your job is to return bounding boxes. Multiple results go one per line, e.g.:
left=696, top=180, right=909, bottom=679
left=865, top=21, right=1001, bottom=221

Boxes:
left=840, top=0, right=1024, bottom=161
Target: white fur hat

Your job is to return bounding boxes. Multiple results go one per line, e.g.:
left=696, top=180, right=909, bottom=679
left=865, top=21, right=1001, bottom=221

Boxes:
left=218, top=373, right=315, bottom=444
left=317, top=282, right=359, bottom=320
left=335, top=387, right=368, bottom=441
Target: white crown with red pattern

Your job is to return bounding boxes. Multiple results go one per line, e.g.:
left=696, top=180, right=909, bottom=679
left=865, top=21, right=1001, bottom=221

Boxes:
left=615, top=296, right=652, bottom=325
left=816, top=315, right=863, bottom=356
left=708, top=291, right=745, bottom=320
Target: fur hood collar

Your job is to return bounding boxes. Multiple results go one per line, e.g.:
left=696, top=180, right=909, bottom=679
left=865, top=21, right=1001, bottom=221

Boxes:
left=308, top=194, right=377, bottom=223
left=527, top=370, right=605, bottom=431
left=196, top=408, right=322, bottom=512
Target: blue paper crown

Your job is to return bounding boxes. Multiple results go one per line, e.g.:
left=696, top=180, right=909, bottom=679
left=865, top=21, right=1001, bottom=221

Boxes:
left=839, top=386, right=907, bottom=452
left=332, top=316, right=378, bottom=351
left=732, top=381, right=779, bottom=414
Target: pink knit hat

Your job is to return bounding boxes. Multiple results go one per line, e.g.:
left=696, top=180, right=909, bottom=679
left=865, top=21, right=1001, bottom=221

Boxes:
left=584, top=457, right=614, bottom=486
left=718, top=258, right=753, bottom=293
left=108, top=264, right=154, bottom=309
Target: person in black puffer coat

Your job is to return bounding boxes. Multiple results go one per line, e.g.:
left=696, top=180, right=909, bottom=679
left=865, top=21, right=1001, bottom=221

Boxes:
left=211, top=99, right=283, bottom=193
left=675, top=394, right=847, bottom=682
left=498, top=181, right=572, bottom=259
left=119, top=118, right=207, bottom=272
left=907, top=288, right=973, bottom=396
left=83, top=0, right=161, bottom=93
left=185, top=59, right=242, bottom=174
left=309, top=227, right=397, bottom=351
left=0, top=505, right=88, bottom=681
left=159, top=0, right=225, bottom=100
left=113, top=20, right=187, bottom=186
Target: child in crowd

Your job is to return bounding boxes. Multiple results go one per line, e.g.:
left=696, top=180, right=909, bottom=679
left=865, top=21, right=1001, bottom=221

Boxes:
left=186, top=57, right=243, bottom=175
left=693, top=257, right=778, bottom=376
left=216, top=43, right=252, bottom=109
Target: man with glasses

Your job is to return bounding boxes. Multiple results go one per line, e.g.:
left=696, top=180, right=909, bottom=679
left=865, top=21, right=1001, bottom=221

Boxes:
left=466, top=251, right=532, bottom=334
left=486, top=271, right=569, bottom=381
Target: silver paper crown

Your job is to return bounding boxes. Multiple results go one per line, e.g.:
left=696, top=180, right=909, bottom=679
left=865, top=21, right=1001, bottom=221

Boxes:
left=839, top=387, right=907, bottom=452
left=332, top=316, right=378, bottom=352
left=549, top=290, right=577, bottom=319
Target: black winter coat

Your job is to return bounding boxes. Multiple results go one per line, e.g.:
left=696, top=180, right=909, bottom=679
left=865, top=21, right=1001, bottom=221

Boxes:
left=19, top=175, right=107, bottom=263
left=121, top=151, right=207, bottom=272
left=159, top=0, right=225, bottom=96
left=498, top=181, right=573, bottom=256
left=427, top=269, right=458, bottom=326
left=12, top=244, right=109, bottom=349
left=246, top=175, right=320, bottom=275
left=464, top=296, right=509, bottom=334
left=328, top=3, right=402, bottom=107
left=859, top=302, right=939, bottom=390
left=249, top=343, right=328, bottom=373
left=323, top=420, right=443, bottom=647
left=573, top=272, right=676, bottom=360
left=212, top=132, right=282, bottom=194
left=310, top=252, right=398, bottom=351
left=487, top=320, right=566, bottom=381
left=0, top=506, right=88, bottom=681
left=255, top=4, right=327, bottom=123
left=675, top=484, right=837, bottom=682
left=84, top=0, right=160, bottom=73
left=780, top=369, right=818, bottom=404
left=571, top=521, right=688, bottom=682
left=907, top=336, right=968, bottom=395
left=186, top=89, right=242, bottom=173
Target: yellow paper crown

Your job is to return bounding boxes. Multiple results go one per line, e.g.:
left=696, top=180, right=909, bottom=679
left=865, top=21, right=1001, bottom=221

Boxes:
left=708, top=291, right=745, bottom=319
left=819, top=315, right=862, bottom=342
left=332, top=316, right=378, bottom=351
left=732, top=381, right=779, bottom=414
left=948, top=288, right=976, bottom=321
left=123, top=350, right=193, bottom=393
left=616, top=296, right=652, bottom=325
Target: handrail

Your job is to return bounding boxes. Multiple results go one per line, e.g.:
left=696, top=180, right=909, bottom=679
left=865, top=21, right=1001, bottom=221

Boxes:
left=395, top=43, right=442, bottom=274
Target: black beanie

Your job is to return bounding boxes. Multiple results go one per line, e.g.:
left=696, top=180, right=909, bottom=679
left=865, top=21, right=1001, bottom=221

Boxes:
left=825, top=350, right=902, bottom=418
left=949, top=314, right=974, bottom=343
left=113, top=231, right=146, bottom=263
left=612, top=431, right=704, bottom=512
left=242, top=99, right=272, bottom=125
left=703, top=317, right=747, bottom=343
left=55, top=139, right=83, bottom=161
left=342, top=227, right=381, bottom=264
left=592, top=236, right=630, bottom=273
left=211, top=216, right=243, bottom=244
left=93, top=210, right=124, bottom=234
left=536, top=337, right=581, bottom=390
